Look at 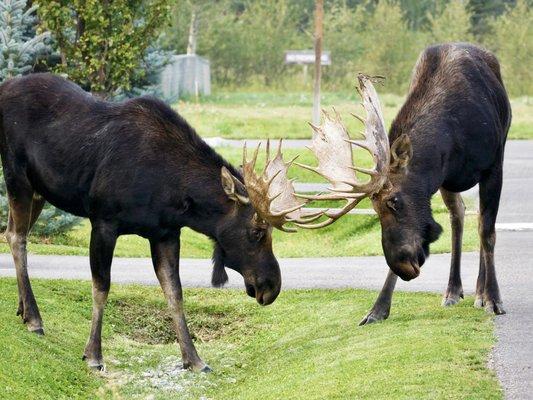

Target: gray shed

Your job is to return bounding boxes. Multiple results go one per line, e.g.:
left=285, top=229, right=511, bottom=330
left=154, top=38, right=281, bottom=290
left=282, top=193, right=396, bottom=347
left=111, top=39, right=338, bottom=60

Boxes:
left=160, top=54, right=211, bottom=101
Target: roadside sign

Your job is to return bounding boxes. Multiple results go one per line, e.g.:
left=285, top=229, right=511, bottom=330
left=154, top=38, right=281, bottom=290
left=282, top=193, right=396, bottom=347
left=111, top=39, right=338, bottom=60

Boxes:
left=284, top=50, right=331, bottom=65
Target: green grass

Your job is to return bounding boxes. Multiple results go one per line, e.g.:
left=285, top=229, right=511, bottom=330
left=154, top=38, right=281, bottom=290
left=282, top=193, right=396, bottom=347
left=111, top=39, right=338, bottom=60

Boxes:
left=0, top=195, right=480, bottom=258
left=177, top=91, right=532, bottom=140
left=0, top=278, right=501, bottom=399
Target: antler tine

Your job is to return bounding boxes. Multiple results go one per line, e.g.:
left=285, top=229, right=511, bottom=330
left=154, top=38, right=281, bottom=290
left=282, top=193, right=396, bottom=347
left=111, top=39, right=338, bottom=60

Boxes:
left=251, top=142, right=261, bottom=169
left=295, top=198, right=361, bottom=229
left=265, top=139, right=271, bottom=166
left=351, top=112, right=365, bottom=124
left=277, top=138, right=283, bottom=157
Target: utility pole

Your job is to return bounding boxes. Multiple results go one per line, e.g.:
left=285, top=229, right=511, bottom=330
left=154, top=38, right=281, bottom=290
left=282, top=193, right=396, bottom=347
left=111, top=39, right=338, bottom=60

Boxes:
left=312, top=0, right=324, bottom=125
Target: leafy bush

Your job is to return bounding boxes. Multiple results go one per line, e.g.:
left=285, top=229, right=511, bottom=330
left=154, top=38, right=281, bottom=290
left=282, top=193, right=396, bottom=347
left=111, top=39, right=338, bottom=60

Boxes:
left=36, top=0, right=172, bottom=96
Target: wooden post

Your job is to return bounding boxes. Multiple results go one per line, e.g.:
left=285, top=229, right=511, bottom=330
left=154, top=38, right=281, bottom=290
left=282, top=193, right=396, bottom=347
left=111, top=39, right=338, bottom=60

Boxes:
left=312, top=0, right=324, bottom=125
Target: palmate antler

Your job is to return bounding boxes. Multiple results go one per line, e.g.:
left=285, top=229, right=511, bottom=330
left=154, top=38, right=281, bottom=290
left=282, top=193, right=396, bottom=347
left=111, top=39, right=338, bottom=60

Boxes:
left=294, top=74, right=391, bottom=228
left=242, top=139, right=323, bottom=232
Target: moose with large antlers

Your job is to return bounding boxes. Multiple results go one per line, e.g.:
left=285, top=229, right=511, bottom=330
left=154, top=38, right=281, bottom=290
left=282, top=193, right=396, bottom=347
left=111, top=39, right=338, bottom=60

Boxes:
left=291, top=43, right=511, bottom=323
left=0, top=72, right=320, bottom=371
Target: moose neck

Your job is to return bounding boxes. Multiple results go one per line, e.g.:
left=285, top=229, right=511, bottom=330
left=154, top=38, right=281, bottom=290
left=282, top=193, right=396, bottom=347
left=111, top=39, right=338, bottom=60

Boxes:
left=179, top=167, right=239, bottom=240
left=390, top=110, right=453, bottom=198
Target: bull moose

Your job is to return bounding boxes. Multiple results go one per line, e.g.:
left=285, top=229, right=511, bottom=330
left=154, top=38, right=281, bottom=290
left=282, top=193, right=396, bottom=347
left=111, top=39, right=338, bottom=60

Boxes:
left=0, top=73, right=321, bottom=371
left=293, top=43, right=511, bottom=323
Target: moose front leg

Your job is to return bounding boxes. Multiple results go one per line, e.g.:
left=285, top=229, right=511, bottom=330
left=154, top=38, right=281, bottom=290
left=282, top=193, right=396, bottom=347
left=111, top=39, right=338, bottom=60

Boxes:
left=359, top=269, right=398, bottom=325
left=440, top=188, right=465, bottom=306
left=83, top=223, right=117, bottom=370
left=150, top=234, right=210, bottom=372
left=475, top=168, right=505, bottom=315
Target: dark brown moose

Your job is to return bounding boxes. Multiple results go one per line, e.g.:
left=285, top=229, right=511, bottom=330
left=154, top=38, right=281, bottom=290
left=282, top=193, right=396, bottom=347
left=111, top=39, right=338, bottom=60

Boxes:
left=294, top=43, right=511, bottom=323
left=0, top=73, right=317, bottom=371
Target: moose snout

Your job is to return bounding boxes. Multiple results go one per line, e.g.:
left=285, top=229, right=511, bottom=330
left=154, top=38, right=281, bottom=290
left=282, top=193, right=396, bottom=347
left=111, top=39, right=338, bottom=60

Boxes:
left=393, top=261, right=421, bottom=281
left=245, top=275, right=281, bottom=306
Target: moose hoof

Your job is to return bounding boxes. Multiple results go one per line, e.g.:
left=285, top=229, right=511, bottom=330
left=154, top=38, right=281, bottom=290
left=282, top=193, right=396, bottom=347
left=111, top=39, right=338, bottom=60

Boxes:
left=29, top=327, right=45, bottom=335
left=474, top=297, right=484, bottom=308
left=183, top=361, right=212, bottom=373
left=484, top=300, right=506, bottom=315
left=442, top=296, right=462, bottom=307
left=82, top=355, right=105, bottom=371
left=359, top=311, right=388, bottom=326
left=200, top=364, right=213, bottom=373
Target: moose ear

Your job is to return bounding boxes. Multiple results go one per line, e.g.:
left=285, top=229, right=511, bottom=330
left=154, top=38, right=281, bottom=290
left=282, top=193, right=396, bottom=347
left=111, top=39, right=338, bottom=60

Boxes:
left=221, top=166, right=250, bottom=204
left=390, top=134, right=413, bottom=171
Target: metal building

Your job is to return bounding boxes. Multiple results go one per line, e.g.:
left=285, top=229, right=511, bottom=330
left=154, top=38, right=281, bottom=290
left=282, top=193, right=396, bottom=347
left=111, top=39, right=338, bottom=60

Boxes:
left=160, top=54, right=211, bottom=101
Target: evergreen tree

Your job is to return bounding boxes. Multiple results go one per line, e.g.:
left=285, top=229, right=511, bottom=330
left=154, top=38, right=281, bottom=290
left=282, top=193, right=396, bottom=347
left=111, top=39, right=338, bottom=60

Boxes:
left=0, top=0, right=49, bottom=80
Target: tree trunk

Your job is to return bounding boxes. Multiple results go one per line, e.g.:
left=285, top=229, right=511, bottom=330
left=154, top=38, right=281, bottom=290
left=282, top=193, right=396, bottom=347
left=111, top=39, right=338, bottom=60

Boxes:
left=187, top=7, right=199, bottom=55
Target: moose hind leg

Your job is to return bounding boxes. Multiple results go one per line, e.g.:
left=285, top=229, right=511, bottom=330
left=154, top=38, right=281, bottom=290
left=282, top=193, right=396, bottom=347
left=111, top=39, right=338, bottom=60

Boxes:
left=440, top=188, right=465, bottom=306
left=5, top=191, right=44, bottom=334
left=150, top=235, right=210, bottom=372
left=476, top=167, right=505, bottom=315
left=83, top=222, right=116, bottom=370
left=14, top=194, right=46, bottom=317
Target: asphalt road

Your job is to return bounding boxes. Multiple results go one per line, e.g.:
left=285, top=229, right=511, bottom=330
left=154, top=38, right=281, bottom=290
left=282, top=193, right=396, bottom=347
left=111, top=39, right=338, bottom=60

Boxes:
left=0, top=140, right=531, bottom=399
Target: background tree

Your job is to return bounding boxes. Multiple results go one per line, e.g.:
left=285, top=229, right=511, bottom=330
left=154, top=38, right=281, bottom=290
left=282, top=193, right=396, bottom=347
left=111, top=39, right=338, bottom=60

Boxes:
left=36, top=0, right=171, bottom=96
left=0, top=0, right=50, bottom=80
left=486, top=0, right=532, bottom=95
left=427, top=0, right=475, bottom=43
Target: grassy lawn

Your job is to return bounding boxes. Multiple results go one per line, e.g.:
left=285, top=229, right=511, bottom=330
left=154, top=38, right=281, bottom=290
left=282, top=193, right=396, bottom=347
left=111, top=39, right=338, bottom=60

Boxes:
left=0, top=195, right=479, bottom=258
left=0, top=278, right=500, bottom=399
left=177, top=91, right=532, bottom=140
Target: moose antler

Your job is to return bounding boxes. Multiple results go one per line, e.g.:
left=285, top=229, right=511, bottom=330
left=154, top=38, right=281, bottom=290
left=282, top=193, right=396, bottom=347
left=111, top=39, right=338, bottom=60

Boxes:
left=294, top=74, right=390, bottom=228
left=242, top=140, right=323, bottom=232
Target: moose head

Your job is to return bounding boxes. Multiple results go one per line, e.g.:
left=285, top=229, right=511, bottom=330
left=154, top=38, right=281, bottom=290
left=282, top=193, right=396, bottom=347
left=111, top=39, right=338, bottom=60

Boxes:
left=292, top=74, right=443, bottom=281
left=214, top=141, right=321, bottom=304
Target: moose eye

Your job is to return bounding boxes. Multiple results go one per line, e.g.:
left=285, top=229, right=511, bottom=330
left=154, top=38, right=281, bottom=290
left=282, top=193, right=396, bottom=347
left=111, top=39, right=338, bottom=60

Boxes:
left=249, top=228, right=265, bottom=242
left=386, top=196, right=398, bottom=211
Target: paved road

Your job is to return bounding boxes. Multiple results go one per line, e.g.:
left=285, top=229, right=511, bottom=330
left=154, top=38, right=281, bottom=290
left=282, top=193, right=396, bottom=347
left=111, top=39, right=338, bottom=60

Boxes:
left=0, top=140, right=531, bottom=399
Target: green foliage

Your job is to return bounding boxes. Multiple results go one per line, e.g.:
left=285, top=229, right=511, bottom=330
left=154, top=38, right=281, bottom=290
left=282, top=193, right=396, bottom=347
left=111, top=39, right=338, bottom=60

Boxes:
left=427, top=0, right=475, bottom=43
left=35, top=0, right=171, bottom=95
left=161, top=0, right=531, bottom=96
left=0, top=0, right=50, bottom=80
left=195, top=0, right=304, bottom=86
left=486, top=0, right=532, bottom=95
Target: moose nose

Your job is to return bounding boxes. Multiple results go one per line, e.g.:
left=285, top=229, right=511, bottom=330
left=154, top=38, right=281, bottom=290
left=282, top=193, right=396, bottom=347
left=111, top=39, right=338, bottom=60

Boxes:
left=250, top=276, right=281, bottom=306
left=394, top=261, right=420, bottom=281
left=256, top=287, right=279, bottom=306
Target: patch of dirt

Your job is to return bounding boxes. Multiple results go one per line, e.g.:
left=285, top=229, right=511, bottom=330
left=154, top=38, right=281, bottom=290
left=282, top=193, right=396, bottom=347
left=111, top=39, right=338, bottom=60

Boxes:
left=109, top=298, right=252, bottom=345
